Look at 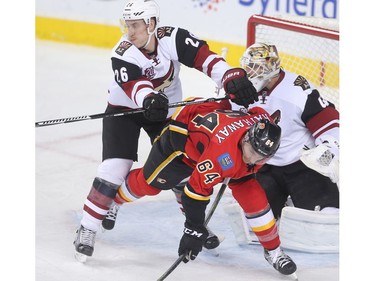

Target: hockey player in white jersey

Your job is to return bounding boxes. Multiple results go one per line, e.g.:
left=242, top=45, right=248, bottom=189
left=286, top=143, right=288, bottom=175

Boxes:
left=73, top=0, right=258, bottom=261
left=226, top=42, right=339, bottom=252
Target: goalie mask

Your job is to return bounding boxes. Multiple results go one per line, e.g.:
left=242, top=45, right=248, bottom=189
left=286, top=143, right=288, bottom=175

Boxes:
left=242, top=119, right=281, bottom=165
left=240, top=43, right=281, bottom=92
left=120, top=0, right=160, bottom=33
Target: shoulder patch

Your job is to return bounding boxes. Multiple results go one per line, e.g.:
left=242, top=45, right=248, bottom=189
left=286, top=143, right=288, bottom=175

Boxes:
left=157, top=26, right=175, bottom=39
left=115, top=41, right=132, bottom=56
left=293, top=75, right=311, bottom=91
left=217, top=153, right=234, bottom=171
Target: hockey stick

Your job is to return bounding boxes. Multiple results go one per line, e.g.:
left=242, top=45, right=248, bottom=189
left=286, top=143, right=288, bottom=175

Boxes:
left=157, top=177, right=230, bottom=281
left=215, top=47, right=228, bottom=96
left=35, top=96, right=229, bottom=128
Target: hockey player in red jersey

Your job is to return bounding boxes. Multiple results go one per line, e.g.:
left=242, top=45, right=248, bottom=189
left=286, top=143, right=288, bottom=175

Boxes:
left=109, top=98, right=297, bottom=276
left=74, top=0, right=258, bottom=262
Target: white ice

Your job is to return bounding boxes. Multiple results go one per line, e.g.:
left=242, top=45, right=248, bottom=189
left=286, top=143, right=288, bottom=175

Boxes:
left=35, top=40, right=339, bottom=281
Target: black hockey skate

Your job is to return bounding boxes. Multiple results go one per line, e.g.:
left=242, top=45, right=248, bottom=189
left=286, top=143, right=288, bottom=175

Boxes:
left=102, top=204, right=120, bottom=230
left=202, top=227, right=225, bottom=257
left=264, top=247, right=297, bottom=275
left=204, top=227, right=221, bottom=250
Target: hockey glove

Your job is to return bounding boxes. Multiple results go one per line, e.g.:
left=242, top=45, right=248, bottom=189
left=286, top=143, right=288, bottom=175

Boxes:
left=178, top=221, right=208, bottom=263
left=142, top=92, right=169, bottom=122
left=300, top=142, right=339, bottom=183
left=222, top=68, right=259, bottom=107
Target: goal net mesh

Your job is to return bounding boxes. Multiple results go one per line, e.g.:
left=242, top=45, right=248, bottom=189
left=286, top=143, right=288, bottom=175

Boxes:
left=247, top=15, right=339, bottom=109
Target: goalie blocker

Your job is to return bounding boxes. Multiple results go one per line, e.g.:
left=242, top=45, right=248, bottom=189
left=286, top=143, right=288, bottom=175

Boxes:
left=224, top=202, right=338, bottom=253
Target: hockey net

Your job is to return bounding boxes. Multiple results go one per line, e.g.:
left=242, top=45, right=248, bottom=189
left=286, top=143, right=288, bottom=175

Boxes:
left=247, top=15, right=339, bottom=109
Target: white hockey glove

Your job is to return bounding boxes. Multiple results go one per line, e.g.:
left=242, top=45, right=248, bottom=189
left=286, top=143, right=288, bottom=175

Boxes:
left=300, top=140, right=339, bottom=183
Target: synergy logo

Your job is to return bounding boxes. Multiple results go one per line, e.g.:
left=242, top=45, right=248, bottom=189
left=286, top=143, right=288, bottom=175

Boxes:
left=191, top=0, right=338, bottom=18
left=239, top=0, right=338, bottom=18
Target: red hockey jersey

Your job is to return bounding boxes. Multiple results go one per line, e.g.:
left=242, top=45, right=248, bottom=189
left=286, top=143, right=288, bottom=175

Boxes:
left=169, top=98, right=272, bottom=199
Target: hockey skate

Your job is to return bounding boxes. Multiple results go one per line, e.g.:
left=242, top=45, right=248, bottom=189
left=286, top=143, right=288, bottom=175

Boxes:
left=204, top=227, right=222, bottom=250
left=102, top=204, right=120, bottom=231
left=264, top=247, right=297, bottom=276
left=202, top=227, right=225, bottom=257
left=73, top=225, right=96, bottom=262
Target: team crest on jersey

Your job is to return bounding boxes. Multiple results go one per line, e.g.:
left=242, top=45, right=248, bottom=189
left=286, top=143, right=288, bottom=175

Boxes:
left=157, top=26, right=175, bottom=39
left=217, top=153, right=234, bottom=171
left=115, top=41, right=132, bottom=56
left=293, top=75, right=310, bottom=90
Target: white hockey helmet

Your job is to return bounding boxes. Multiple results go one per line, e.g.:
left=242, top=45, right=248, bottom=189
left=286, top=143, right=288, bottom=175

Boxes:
left=121, top=0, right=160, bottom=26
left=240, top=43, right=281, bottom=92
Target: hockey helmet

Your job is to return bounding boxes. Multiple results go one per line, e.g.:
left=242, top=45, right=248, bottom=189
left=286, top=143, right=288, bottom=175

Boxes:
left=245, top=119, right=281, bottom=158
left=121, top=0, right=160, bottom=25
left=240, top=42, right=281, bottom=91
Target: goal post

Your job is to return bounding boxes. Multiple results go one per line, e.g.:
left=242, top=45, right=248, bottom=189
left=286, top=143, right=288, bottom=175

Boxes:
left=247, top=15, right=339, bottom=108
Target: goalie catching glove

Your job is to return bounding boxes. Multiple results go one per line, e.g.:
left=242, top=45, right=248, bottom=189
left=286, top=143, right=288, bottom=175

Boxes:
left=222, top=68, right=259, bottom=107
left=300, top=139, right=339, bottom=183
left=178, top=221, right=209, bottom=263
left=142, top=92, right=169, bottom=122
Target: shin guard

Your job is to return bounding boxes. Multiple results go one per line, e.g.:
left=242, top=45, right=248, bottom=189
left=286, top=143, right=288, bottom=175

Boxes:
left=81, top=178, right=119, bottom=231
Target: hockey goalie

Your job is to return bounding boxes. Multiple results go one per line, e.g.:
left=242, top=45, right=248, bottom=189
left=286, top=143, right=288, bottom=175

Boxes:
left=224, top=42, right=339, bottom=253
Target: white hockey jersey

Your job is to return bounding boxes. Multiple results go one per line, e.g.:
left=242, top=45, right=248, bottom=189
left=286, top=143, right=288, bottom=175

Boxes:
left=231, top=70, right=339, bottom=166
left=107, top=25, right=231, bottom=118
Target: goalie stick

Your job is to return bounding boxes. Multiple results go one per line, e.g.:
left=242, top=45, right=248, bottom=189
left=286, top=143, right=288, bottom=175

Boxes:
left=157, top=177, right=230, bottom=281
left=35, top=96, right=229, bottom=127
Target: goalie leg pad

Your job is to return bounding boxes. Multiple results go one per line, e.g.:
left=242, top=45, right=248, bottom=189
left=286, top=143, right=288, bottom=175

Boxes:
left=279, top=206, right=339, bottom=253
left=223, top=202, right=260, bottom=245
left=223, top=202, right=252, bottom=245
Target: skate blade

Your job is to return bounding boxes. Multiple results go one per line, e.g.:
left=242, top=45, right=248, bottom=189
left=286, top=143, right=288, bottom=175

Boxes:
left=217, top=235, right=225, bottom=243
left=74, top=251, right=88, bottom=263
left=289, top=272, right=298, bottom=280
left=203, top=247, right=220, bottom=256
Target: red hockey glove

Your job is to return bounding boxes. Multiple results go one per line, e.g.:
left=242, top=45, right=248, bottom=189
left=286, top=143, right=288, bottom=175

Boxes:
left=222, top=68, right=259, bottom=107
left=142, top=92, right=169, bottom=122
left=178, top=221, right=208, bottom=263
